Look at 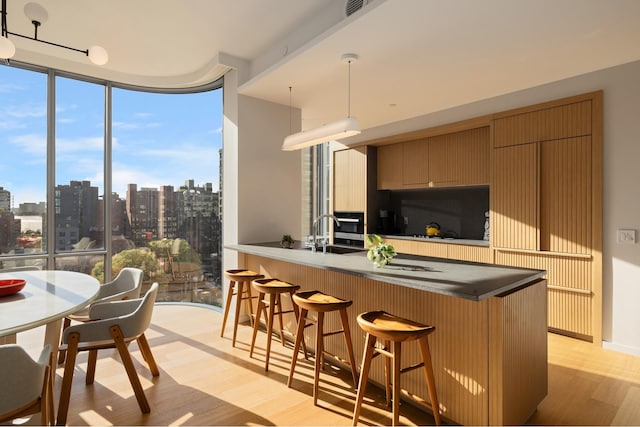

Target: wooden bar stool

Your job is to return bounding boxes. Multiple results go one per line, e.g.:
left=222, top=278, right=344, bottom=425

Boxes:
left=249, top=278, right=304, bottom=371
left=220, top=269, right=264, bottom=347
left=287, top=290, right=358, bottom=405
left=352, top=311, right=440, bottom=426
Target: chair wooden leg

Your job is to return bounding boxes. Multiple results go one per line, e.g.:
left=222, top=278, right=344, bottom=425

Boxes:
left=220, top=280, right=236, bottom=338
left=137, top=333, right=160, bottom=377
left=352, top=332, right=377, bottom=426
left=276, top=294, right=286, bottom=346
left=40, top=362, right=51, bottom=426
left=287, top=308, right=308, bottom=388
left=249, top=292, right=265, bottom=359
left=339, top=308, right=359, bottom=387
left=110, top=325, right=150, bottom=414
left=391, top=341, right=402, bottom=427
left=418, top=336, right=441, bottom=426
left=57, top=333, right=80, bottom=426
left=86, top=349, right=98, bottom=385
left=313, top=312, right=325, bottom=406
left=57, top=317, right=72, bottom=364
left=243, top=281, right=255, bottom=327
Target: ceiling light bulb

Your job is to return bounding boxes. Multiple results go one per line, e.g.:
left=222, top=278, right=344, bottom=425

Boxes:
left=0, top=35, right=16, bottom=59
left=23, top=2, right=48, bottom=24
left=88, top=45, right=108, bottom=65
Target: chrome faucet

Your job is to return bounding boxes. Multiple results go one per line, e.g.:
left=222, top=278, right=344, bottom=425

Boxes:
left=307, top=214, right=341, bottom=253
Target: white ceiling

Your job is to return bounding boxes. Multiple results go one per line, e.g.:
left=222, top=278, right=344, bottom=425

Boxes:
left=5, top=0, right=640, bottom=132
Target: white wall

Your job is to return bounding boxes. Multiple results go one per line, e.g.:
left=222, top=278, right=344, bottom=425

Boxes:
left=236, top=95, right=303, bottom=244
left=352, top=59, right=640, bottom=355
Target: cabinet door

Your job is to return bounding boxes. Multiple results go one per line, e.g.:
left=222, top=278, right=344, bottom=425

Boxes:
left=428, top=127, right=490, bottom=187
left=540, top=136, right=592, bottom=254
left=333, top=147, right=366, bottom=212
left=494, top=100, right=591, bottom=148
left=492, top=144, right=538, bottom=250
left=402, top=139, right=429, bottom=187
left=377, top=144, right=403, bottom=190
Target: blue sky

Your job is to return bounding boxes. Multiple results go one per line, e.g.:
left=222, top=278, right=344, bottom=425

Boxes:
left=0, top=64, right=223, bottom=207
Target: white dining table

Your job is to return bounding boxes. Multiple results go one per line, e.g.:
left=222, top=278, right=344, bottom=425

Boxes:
left=0, top=270, right=100, bottom=355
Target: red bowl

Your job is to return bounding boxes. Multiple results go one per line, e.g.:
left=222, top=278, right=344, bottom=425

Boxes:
left=0, top=279, right=26, bottom=297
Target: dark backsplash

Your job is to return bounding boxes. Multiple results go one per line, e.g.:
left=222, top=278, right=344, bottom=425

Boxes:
left=376, top=186, right=489, bottom=240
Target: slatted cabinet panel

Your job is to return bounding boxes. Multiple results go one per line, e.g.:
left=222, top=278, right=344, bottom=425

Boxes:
left=495, top=251, right=593, bottom=337
left=415, top=240, right=449, bottom=258
left=428, top=127, right=490, bottom=187
left=377, top=143, right=403, bottom=190
left=491, top=143, right=538, bottom=250
left=540, top=136, right=592, bottom=254
left=447, top=244, right=492, bottom=263
left=494, top=100, right=592, bottom=148
left=333, top=147, right=366, bottom=212
left=402, top=139, right=429, bottom=186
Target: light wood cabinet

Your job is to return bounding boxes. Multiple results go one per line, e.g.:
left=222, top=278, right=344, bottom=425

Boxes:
left=377, top=127, right=490, bottom=190
left=382, top=237, right=490, bottom=263
left=491, top=91, right=602, bottom=342
left=333, top=147, right=366, bottom=212
left=494, top=100, right=591, bottom=148
left=428, top=127, right=490, bottom=187
left=402, top=139, right=429, bottom=187
left=492, top=143, right=538, bottom=251
left=377, top=143, right=403, bottom=190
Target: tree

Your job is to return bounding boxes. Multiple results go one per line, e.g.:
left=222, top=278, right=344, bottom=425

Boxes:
left=92, top=248, right=158, bottom=283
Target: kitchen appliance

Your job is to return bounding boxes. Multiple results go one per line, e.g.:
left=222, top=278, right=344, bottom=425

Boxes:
left=378, top=209, right=396, bottom=234
left=333, top=211, right=365, bottom=247
left=425, top=222, right=441, bottom=237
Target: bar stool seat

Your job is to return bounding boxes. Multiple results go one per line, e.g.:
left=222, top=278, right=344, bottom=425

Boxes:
left=352, top=311, right=441, bottom=426
left=287, top=290, right=358, bottom=406
left=220, top=269, right=264, bottom=347
left=249, top=278, right=303, bottom=371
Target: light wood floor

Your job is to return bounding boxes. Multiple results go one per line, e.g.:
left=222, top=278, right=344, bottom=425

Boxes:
left=15, top=304, right=640, bottom=426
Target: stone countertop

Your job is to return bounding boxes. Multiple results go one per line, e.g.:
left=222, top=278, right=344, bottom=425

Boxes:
left=226, top=242, right=546, bottom=302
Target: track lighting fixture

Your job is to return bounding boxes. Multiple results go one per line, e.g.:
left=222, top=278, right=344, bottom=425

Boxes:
left=0, top=0, right=108, bottom=65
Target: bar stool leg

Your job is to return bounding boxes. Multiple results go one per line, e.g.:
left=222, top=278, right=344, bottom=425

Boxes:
left=264, top=293, right=276, bottom=371
left=288, top=308, right=308, bottom=387
left=313, top=312, right=325, bottom=405
left=249, top=291, right=266, bottom=358
left=242, top=281, right=256, bottom=327
left=276, top=294, right=286, bottom=346
left=231, top=281, right=246, bottom=347
left=339, top=308, right=359, bottom=386
left=352, top=332, right=377, bottom=426
left=289, top=292, right=308, bottom=360
left=418, top=336, right=441, bottom=426
left=392, top=341, right=402, bottom=426
left=220, top=280, right=236, bottom=338
left=384, top=339, right=392, bottom=407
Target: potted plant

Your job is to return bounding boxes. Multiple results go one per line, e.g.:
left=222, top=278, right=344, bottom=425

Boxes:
left=366, top=234, right=396, bottom=268
left=280, top=234, right=295, bottom=249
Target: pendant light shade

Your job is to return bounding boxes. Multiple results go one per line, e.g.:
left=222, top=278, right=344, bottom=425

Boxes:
left=282, top=117, right=361, bottom=151
left=282, top=53, right=360, bottom=151
left=88, top=45, right=109, bottom=65
left=0, top=35, right=15, bottom=58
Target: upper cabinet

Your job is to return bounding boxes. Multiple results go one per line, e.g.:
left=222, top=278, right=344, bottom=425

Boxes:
left=333, top=146, right=367, bottom=212
left=377, top=127, right=490, bottom=190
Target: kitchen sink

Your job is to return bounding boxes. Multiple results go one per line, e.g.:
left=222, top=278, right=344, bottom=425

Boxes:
left=303, top=245, right=365, bottom=255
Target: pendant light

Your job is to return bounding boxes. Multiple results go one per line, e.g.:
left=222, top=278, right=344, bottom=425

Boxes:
left=282, top=53, right=361, bottom=151
left=0, top=0, right=108, bottom=65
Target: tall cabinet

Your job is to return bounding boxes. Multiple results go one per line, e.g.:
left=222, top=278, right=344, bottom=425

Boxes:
left=491, top=93, right=602, bottom=342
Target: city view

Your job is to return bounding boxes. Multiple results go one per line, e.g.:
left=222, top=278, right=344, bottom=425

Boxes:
left=0, top=63, right=223, bottom=307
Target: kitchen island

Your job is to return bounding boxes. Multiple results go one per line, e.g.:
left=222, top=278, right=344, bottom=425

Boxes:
left=226, top=243, right=548, bottom=426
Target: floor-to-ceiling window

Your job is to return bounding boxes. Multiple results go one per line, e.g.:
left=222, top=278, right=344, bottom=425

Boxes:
left=0, top=62, right=223, bottom=307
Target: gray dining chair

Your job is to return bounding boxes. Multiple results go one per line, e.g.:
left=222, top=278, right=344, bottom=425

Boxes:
left=0, top=344, right=53, bottom=426
left=58, top=267, right=144, bottom=363
left=56, top=282, right=160, bottom=425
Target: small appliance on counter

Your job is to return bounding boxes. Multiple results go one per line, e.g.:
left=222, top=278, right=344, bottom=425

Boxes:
left=425, top=222, right=441, bottom=237
left=378, top=210, right=397, bottom=234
